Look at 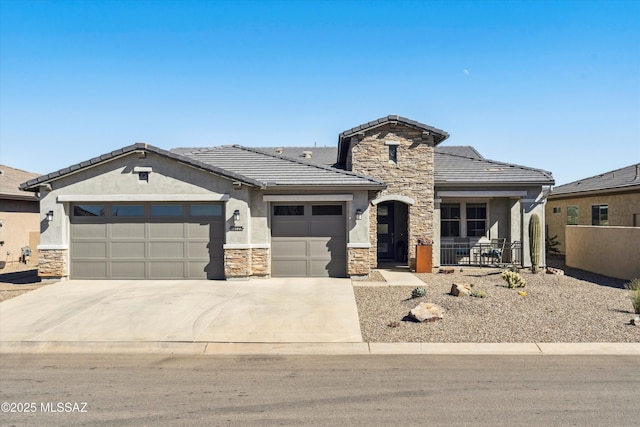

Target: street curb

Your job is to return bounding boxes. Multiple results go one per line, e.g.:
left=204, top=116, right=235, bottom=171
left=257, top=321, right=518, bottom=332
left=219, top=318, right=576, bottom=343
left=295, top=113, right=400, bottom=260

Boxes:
left=1, top=341, right=639, bottom=356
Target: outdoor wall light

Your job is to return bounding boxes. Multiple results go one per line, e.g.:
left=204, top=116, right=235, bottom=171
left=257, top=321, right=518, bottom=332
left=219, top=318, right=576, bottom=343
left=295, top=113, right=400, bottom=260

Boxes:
left=233, top=209, right=240, bottom=222
left=46, top=210, right=54, bottom=222
left=355, top=209, right=363, bottom=221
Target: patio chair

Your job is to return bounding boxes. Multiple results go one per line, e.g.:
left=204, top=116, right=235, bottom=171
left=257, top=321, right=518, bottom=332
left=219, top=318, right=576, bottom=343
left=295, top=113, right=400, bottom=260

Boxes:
left=481, top=238, right=506, bottom=264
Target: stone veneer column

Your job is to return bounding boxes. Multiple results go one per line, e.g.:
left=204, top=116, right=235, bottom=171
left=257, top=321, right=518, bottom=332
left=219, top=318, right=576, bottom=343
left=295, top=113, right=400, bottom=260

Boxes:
left=224, top=248, right=251, bottom=279
left=250, top=248, right=270, bottom=277
left=38, top=248, right=68, bottom=279
left=348, top=247, right=370, bottom=276
left=368, top=204, right=378, bottom=268
left=350, top=125, right=435, bottom=271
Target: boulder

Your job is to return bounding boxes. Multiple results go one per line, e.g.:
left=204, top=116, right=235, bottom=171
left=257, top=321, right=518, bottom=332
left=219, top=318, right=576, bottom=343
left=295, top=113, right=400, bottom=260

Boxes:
left=631, top=316, right=640, bottom=326
left=408, top=302, right=445, bottom=322
left=439, top=267, right=455, bottom=274
left=450, top=283, right=472, bottom=297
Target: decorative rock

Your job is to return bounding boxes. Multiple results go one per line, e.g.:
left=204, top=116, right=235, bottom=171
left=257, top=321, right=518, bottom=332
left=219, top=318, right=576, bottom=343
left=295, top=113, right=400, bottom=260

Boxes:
left=546, top=267, right=564, bottom=275
left=408, top=302, right=445, bottom=322
left=450, top=283, right=472, bottom=297
left=631, top=316, right=640, bottom=326
left=439, top=267, right=455, bottom=274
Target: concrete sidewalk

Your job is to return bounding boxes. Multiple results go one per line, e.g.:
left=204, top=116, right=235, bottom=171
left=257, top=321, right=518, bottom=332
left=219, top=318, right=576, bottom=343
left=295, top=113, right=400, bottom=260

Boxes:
left=1, top=341, right=639, bottom=355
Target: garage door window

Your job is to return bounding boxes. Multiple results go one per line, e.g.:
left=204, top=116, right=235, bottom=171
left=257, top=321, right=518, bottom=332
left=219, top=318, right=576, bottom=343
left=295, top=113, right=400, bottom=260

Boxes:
left=312, top=205, right=343, bottom=216
left=112, top=205, right=144, bottom=217
left=274, top=205, right=304, bottom=216
left=151, top=204, right=183, bottom=216
left=190, top=204, right=222, bottom=216
left=73, top=204, right=105, bottom=217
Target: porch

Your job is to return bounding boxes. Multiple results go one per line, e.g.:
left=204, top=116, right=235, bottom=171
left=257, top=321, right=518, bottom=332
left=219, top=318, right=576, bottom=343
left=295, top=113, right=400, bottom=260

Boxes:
left=440, top=240, right=523, bottom=267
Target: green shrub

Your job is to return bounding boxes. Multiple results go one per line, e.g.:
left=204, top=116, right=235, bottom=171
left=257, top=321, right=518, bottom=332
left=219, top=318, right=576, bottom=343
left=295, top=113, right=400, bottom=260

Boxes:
left=625, top=278, right=640, bottom=314
left=502, top=270, right=527, bottom=288
left=411, top=287, right=426, bottom=298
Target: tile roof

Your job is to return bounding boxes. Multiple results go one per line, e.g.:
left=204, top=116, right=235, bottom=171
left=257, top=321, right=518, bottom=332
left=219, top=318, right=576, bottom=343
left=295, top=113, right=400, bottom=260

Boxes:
left=434, top=145, right=483, bottom=159
left=0, top=164, right=40, bottom=201
left=339, top=115, right=450, bottom=143
left=549, top=163, right=640, bottom=197
left=434, top=152, right=554, bottom=186
left=175, top=145, right=385, bottom=188
left=20, top=143, right=268, bottom=191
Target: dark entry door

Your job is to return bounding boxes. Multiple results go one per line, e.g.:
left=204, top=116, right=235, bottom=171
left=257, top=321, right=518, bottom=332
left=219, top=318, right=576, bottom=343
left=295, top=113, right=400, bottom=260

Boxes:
left=377, top=202, right=395, bottom=260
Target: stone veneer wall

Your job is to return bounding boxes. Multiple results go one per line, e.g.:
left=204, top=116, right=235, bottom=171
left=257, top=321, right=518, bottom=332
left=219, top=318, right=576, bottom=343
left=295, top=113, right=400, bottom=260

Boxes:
left=368, top=206, right=378, bottom=267
left=350, top=124, right=436, bottom=269
left=347, top=247, right=370, bottom=276
left=38, top=249, right=68, bottom=278
left=224, top=248, right=251, bottom=279
left=250, top=248, right=270, bottom=277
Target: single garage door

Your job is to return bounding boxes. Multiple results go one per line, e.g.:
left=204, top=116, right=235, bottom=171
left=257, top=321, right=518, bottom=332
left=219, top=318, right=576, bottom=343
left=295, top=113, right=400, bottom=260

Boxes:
left=70, top=202, right=224, bottom=279
left=271, top=203, right=346, bottom=277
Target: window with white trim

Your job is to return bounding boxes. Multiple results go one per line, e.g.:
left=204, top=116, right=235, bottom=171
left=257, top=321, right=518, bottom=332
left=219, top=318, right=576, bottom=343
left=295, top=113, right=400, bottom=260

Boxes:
left=440, top=202, right=488, bottom=238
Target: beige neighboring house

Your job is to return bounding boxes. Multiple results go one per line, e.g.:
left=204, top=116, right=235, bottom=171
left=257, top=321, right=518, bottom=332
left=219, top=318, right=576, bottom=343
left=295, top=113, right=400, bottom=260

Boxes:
left=0, top=164, right=41, bottom=270
left=546, top=163, right=640, bottom=254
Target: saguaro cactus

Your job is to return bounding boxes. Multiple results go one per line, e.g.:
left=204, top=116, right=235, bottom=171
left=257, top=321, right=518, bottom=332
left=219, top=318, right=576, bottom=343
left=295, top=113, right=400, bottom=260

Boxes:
left=529, top=213, right=541, bottom=273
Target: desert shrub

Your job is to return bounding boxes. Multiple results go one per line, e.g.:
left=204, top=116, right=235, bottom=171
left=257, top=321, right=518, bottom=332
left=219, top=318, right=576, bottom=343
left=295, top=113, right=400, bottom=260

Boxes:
left=502, top=270, right=526, bottom=288
left=411, top=287, right=426, bottom=298
left=625, top=278, right=640, bottom=314
left=470, top=290, right=487, bottom=298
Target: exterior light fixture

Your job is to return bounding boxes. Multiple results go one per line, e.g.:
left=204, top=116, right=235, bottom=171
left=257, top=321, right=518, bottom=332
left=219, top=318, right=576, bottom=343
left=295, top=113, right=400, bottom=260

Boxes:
left=230, top=209, right=243, bottom=231
left=355, top=209, right=363, bottom=221
left=233, top=209, right=240, bottom=222
left=46, top=210, right=54, bottom=222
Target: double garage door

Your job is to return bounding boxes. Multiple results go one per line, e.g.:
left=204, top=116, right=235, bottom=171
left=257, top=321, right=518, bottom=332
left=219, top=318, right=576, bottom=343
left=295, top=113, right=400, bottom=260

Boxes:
left=271, top=203, right=346, bottom=277
left=70, top=202, right=224, bottom=279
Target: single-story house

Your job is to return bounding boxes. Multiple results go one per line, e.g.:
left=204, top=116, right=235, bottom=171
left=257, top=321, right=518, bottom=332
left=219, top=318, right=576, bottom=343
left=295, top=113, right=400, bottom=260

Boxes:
left=20, top=115, right=554, bottom=280
left=0, top=164, right=41, bottom=269
left=546, top=163, right=640, bottom=253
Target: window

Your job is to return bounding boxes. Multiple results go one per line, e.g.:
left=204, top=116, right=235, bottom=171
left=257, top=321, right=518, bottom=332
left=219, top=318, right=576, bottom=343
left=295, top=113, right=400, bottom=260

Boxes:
left=189, top=204, right=222, bottom=216
left=567, top=206, right=578, bottom=225
left=441, top=204, right=461, bottom=237
left=273, top=205, right=304, bottom=216
left=552, top=207, right=561, bottom=213
left=388, top=145, right=397, bottom=163
left=73, top=204, right=105, bottom=217
left=591, top=204, right=608, bottom=226
left=466, top=203, right=487, bottom=237
left=112, top=205, right=144, bottom=217
left=151, top=204, right=183, bottom=217
left=312, top=205, right=343, bottom=216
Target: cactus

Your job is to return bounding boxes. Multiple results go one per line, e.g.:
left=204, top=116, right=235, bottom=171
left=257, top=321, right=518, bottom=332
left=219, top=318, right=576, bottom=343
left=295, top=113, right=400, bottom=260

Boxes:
left=411, top=287, right=426, bottom=298
left=529, top=213, right=541, bottom=273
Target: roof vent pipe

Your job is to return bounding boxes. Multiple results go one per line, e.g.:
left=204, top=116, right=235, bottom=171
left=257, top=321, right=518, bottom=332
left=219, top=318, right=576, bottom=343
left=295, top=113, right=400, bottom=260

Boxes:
left=302, top=151, right=312, bottom=158
left=635, top=164, right=640, bottom=181
left=275, top=148, right=283, bottom=155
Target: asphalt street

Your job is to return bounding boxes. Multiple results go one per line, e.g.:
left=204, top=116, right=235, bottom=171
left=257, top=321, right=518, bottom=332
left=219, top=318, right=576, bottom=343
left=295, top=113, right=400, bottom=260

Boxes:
left=1, top=354, right=639, bottom=426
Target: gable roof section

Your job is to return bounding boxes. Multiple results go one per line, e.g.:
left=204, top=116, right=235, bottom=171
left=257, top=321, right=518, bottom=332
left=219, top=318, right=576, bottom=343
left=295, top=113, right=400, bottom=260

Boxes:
left=435, top=145, right=483, bottom=159
left=549, top=163, right=640, bottom=197
left=338, top=115, right=450, bottom=166
left=434, top=152, right=554, bottom=186
left=20, top=143, right=267, bottom=191
left=0, top=165, right=40, bottom=201
left=175, top=145, right=385, bottom=188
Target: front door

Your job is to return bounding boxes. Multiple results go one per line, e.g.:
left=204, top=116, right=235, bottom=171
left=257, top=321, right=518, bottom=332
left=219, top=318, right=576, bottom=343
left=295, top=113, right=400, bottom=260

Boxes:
left=377, top=202, right=395, bottom=260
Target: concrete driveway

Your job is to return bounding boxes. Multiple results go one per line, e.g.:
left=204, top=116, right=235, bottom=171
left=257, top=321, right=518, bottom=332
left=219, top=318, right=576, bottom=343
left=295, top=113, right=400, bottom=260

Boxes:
left=0, top=278, right=362, bottom=343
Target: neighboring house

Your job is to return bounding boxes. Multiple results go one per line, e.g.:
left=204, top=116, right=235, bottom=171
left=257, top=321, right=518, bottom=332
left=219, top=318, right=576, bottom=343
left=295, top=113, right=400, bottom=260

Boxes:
left=546, top=163, right=640, bottom=254
left=20, top=115, right=554, bottom=280
left=0, top=165, right=40, bottom=269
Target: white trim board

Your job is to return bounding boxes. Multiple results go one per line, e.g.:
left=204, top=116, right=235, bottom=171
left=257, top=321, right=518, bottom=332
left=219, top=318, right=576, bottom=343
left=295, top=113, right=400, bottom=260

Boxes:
left=437, top=191, right=528, bottom=198
left=57, top=194, right=230, bottom=202
left=263, top=194, right=354, bottom=202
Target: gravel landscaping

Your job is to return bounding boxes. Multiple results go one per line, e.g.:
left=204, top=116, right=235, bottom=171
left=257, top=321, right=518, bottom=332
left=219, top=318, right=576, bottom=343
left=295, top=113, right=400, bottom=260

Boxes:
left=354, top=258, right=640, bottom=343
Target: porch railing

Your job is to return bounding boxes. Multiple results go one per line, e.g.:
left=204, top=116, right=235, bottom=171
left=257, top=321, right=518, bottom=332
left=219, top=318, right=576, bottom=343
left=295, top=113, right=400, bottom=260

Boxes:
left=440, top=241, right=522, bottom=266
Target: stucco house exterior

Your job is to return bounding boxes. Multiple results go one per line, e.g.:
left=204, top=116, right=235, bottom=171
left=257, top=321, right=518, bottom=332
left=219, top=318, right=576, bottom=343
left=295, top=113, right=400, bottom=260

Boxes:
left=546, top=163, right=640, bottom=254
left=20, top=115, right=554, bottom=280
left=0, top=165, right=40, bottom=269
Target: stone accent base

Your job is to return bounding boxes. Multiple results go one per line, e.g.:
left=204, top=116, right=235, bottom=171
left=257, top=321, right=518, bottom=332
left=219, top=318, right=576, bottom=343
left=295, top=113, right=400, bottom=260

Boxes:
left=224, top=248, right=251, bottom=279
left=38, top=249, right=68, bottom=279
left=251, top=248, right=270, bottom=277
left=348, top=247, right=370, bottom=277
